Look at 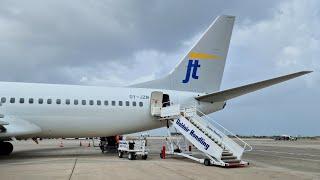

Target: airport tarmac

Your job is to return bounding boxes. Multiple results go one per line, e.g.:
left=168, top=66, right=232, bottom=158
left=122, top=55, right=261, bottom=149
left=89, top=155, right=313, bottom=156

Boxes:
left=0, top=138, right=319, bottom=180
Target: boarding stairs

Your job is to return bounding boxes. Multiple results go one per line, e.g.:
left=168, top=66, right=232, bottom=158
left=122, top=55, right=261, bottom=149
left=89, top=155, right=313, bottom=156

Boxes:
left=152, top=104, right=252, bottom=167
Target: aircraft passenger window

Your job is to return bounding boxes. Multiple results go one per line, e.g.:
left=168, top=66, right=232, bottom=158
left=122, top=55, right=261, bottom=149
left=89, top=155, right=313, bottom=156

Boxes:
left=1, top=97, right=6, bottom=103
left=56, top=99, right=61, bottom=104
left=119, top=101, right=123, bottom=106
left=38, top=98, right=43, bottom=104
left=19, top=98, right=24, bottom=104
left=82, top=100, right=86, bottom=105
left=104, top=100, right=108, bottom=106
left=66, top=99, right=70, bottom=105
left=29, top=98, right=34, bottom=104
left=111, top=101, right=116, bottom=106
left=47, top=99, right=52, bottom=104
left=74, top=99, right=78, bottom=105
left=97, top=100, right=101, bottom=106
left=139, top=102, right=143, bottom=107
left=89, top=100, right=94, bottom=105
left=126, top=101, right=129, bottom=106
left=132, top=101, right=136, bottom=106
left=10, top=98, right=15, bottom=103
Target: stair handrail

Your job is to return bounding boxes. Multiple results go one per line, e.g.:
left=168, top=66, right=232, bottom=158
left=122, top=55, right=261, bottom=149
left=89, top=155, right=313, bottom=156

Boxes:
left=195, top=109, right=253, bottom=152
left=162, top=101, right=172, bottom=107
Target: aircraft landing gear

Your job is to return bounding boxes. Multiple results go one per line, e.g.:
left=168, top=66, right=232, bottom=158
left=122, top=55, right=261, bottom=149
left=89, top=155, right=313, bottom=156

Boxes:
left=99, top=136, right=120, bottom=153
left=0, top=141, right=13, bottom=155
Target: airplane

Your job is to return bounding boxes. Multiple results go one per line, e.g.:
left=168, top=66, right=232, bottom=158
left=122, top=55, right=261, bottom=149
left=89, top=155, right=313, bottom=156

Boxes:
left=0, top=15, right=311, bottom=156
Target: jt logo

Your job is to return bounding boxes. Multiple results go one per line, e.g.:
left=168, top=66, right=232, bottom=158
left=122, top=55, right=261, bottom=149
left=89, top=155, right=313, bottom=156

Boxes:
left=182, top=60, right=200, bottom=83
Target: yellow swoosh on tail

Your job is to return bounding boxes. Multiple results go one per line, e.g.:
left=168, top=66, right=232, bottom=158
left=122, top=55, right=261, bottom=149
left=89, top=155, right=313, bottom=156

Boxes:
left=188, top=52, right=222, bottom=60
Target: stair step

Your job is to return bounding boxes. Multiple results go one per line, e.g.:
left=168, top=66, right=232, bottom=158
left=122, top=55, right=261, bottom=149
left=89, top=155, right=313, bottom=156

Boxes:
left=221, top=156, right=237, bottom=160
left=222, top=153, right=234, bottom=157
left=225, top=161, right=249, bottom=167
left=223, top=159, right=241, bottom=163
left=225, top=163, right=243, bottom=167
left=222, top=152, right=233, bottom=156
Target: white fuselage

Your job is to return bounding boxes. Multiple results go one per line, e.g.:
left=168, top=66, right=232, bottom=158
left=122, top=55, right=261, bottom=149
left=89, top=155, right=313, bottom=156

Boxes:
left=0, top=82, right=224, bottom=138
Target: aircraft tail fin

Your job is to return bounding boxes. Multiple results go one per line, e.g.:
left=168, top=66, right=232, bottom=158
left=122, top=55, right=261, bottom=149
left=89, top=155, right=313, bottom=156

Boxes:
left=131, top=15, right=235, bottom=93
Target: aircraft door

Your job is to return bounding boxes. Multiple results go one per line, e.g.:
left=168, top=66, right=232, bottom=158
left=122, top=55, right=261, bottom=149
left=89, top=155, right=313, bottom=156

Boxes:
left=162, top=94, right=170, bottom=107
left=150, top=91, right=163, bottom=116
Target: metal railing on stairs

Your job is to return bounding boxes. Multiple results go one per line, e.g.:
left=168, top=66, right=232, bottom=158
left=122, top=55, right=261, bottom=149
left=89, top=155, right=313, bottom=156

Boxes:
left=181, top=106, right=252, bottom=158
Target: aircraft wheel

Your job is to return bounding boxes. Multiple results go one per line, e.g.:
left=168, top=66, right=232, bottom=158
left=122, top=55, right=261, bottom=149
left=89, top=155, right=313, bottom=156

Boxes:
left=118, top=151, right=123, bottom=158
left=204, top=159, right=211, bottom=166
left=142, top=155, right=148, bottom=160
left=0, top=142, right=13, bottom=156
left=128, top=152, right=135, bottom=160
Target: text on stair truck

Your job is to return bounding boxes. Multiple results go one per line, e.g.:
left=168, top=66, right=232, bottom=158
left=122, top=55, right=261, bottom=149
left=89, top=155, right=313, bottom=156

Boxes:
left=176, top=119, right=210, bottom=150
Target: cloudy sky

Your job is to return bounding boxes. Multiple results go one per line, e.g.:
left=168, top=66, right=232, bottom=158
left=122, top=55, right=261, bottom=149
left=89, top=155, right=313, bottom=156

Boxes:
left=0, top=0, right=319, bottom=135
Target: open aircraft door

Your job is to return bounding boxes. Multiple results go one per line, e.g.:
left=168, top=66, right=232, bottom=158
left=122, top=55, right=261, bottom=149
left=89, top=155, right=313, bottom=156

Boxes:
left=150, top=91, right=163, bottom=116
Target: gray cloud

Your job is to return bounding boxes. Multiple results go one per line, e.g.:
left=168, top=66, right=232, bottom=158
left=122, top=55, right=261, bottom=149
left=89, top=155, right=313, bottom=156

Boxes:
left=0, top=0, right=280, bottom=84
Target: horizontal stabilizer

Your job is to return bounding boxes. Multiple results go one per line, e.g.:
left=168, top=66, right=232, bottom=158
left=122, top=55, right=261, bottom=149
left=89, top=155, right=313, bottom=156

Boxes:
left=195, top=71, right=312, bottom=102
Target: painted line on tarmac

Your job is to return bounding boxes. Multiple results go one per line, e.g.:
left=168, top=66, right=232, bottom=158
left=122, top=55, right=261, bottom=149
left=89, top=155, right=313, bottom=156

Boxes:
left=254, top=149, right=320, bottom=157
left=69, top=158, right=77, bottom=180
left=249, top=152, right=320, bottom=162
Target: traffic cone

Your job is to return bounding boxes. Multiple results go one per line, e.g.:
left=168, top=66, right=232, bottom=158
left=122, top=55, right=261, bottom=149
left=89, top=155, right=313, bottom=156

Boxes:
left=59, top=141, right=64, bottom=147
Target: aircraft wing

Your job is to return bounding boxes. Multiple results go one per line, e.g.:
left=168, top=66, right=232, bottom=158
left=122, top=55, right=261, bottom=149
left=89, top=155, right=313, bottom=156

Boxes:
left=0, top=115, right=42, bottom=138
left=0, top=119, right=9, bottom=134
left=0, top=120, right=9, bottom=125
left=195, top=71, right=312, bottom=103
